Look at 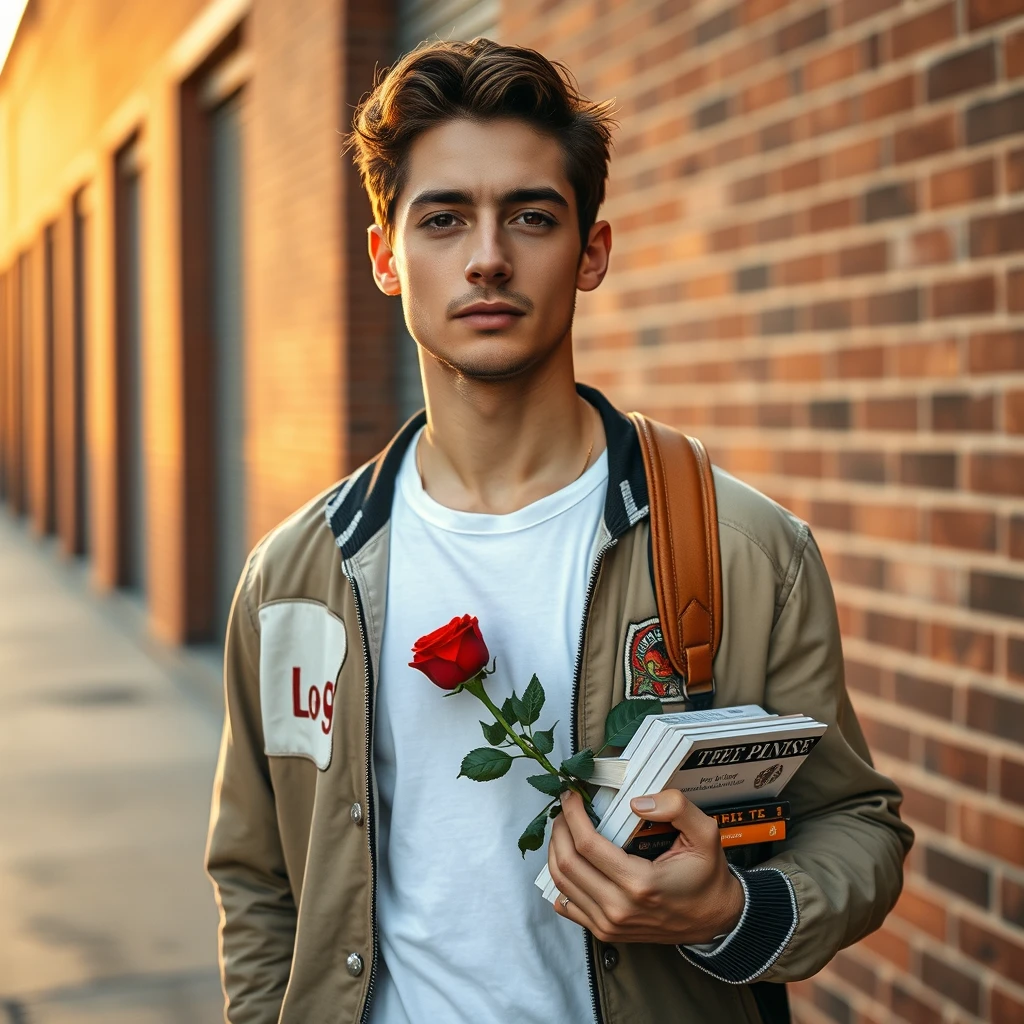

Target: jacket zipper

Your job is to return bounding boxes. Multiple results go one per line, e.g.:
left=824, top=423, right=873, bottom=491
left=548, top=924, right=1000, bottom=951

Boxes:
left=346, top=569, right=380, bottom=1024
left=570, top=535, right=617, bottom=1024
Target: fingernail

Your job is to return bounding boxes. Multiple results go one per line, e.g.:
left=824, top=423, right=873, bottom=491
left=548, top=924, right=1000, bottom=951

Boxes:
left=631, top=796, right=656, bottom=812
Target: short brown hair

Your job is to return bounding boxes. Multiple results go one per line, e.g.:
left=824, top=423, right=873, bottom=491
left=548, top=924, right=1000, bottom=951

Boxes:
left=347, top=38, right=616, bottom=248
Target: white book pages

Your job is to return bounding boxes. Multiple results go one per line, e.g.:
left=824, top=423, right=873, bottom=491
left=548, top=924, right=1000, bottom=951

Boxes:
left=536, top=712, right=827, bottom=902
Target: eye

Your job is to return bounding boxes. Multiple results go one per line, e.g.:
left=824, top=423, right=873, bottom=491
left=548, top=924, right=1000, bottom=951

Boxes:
left=422, top=212, right=462, bottom=231
left=514, top=210, right=556, bottom=227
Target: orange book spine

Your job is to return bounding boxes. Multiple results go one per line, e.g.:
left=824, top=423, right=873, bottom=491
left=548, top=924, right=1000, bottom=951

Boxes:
left=719, top=819, right=787, bottom=848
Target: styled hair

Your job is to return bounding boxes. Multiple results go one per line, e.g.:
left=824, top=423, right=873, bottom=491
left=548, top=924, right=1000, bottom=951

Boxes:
left=347, top=38, right=616, bottom=248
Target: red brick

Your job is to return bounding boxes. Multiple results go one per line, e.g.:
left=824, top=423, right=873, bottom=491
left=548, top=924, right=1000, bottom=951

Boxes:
left=967, top=687, right=1024, bottom=743
left=908, top=227, right=955, bottom=266
left=861, top=74, right=916, bottom=122
left=931, top=275, right=997, bottom=318
left=866, top=609, right=919, bottom=652
left=892, top=886, right=947, bottom=940
left=858, top=502, right=919, bottom=542
left=969, top=329, right=1024, bottom=372
left=860, top=714, right=912, bottom=758
left=890, top=4, right=956, bottom=60
left=959, top=917, right=1024, bottom=982
left=900, top=783, right=948, bottom=830
left=890, top=981, right=945, bottom=1024
left=897, top=673, right=954, bottom=718
left=861, top=924, right=912, bottom=971
left=1008, top=148, right=1024, bottom=191
left=867, top=286, right=920, bottom=324
left=896, top=337, right=960, bottom=377
left=966, top=90, right=1024, bottom=146
left=830, top=137, right=884, bottom=180
left=894, top=113, right=957, bottom=164
left=805, top=42, right=861, bottom=90
left=970, top=453, right=1024, bottom=496
left=779, top=156, right=822, bottom=192
left=809, top=196, right=856, bottom=231
left=929, top=158, right=996, bottom=209
left=778, top=252, right=828, bottom=285
left=1011, top=267, right=1024, bottom=311
left=927, top=42, right=997, bottom=101
left=1002, top=758, right=1024, bottom=806
left=961, top=805, right=1024, bottom=865
left=1008, top=29, right=1024, bottom=79
left=968, top=0, right=1024, bottom=29
left=923, top=736, right=989, bottom=789
left=838, top=345, right=886, bottom=378
left=839, top=240, right=888, bottom=276
left=865, top=396, right=917, bottom=429
left=929, top=623, right=995, bottom=670
left=1012, top=518, right=1024, bottom=560
left=924, top=952, right=983, bottom=1014
left=776, top=8, right=829, bottom=55
left=840, top=0, right=900, bottom=27
left=925, top=844, right=991, bottom=904
left=1007, top=390, right=1024, bottom=433
left=929, top=508, right=997, bottom=551
left=931, top=392, right=994, bottom=431
left=971, top=209, right=1024, bottom=257
left=991, top=987, right=1024, bottom=1024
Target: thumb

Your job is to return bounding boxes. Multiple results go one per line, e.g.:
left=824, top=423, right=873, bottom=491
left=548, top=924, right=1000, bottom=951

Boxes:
left=630, top=790, right=716, bottom=843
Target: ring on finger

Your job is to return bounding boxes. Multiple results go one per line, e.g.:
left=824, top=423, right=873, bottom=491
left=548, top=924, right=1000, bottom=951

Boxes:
left=559, top=894, right=571, bottom=910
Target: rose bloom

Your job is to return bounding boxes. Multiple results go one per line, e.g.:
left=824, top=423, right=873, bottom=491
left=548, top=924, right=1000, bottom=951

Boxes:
left=410, top=614, right=490, bottom=690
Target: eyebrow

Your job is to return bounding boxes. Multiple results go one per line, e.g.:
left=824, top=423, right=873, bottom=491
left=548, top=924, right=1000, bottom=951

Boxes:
left=407, top=186, right=570, bottom=210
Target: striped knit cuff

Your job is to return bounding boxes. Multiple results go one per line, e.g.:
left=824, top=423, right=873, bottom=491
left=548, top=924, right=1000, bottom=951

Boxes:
left=677, top=867, right=798, bottom=985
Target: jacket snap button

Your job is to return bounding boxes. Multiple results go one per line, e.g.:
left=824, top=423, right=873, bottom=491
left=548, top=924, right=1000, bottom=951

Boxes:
left=346, top=952, right=364, bottom=977
left=350, top=802, right=364, bottom=826
left=602, top=946, right=619, bottom=971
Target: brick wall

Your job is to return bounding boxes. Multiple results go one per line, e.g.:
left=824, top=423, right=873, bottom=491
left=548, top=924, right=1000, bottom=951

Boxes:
left=505, top=0, right=1024, bottom=1020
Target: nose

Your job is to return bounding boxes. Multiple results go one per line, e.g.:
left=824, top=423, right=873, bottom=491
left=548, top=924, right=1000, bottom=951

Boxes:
left=465, top=216, right=512, bottom=287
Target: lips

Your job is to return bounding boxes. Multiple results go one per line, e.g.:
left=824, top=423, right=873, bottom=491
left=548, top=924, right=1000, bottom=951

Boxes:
left=453, top=302, right=526, bottom=330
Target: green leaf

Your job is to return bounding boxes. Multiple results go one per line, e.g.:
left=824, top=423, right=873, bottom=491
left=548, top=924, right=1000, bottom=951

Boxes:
left=480, top=720, right=506, bottom=746
left=510, top=689, right=528, bottom=725
left=533, top=723, right=557, bottom=755
left=520, top=674, right=545, bottom=726
left=501, top=696, right=519, bottom=727
left=549, top=803, right=563, bottom=819
left=560, top=748, right=595, bottom=781
left=518, top=810, right=549, bottom=858
left=459, top=747, right=513, bottom=782
left=604, top=697, right=663, bottom=748
left=527, top=773, right=567, bottom=797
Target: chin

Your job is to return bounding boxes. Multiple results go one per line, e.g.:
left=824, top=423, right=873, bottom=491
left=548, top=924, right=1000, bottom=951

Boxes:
left=427, top=332, right=563, bottom=383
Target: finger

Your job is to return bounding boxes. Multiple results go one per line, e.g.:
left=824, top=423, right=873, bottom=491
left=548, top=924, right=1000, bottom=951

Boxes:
left=629, top=790, right=720, bottom=852
left=559, top=791, right=638, bottom=885
left=547, top=813, right=619, bottom=927
left=553, top=890, right=597, bottom=933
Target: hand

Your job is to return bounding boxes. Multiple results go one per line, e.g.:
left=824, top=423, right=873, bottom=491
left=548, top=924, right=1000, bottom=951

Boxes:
left=548, top=790, right=745, bottom=945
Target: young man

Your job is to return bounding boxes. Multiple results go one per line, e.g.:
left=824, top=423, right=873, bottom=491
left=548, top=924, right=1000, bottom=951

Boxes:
left=206, top=39, right=913, bottom=1024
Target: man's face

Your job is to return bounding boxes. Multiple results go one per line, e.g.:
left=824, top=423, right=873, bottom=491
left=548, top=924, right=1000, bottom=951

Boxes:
left=370, top=117, right=609, bottom=382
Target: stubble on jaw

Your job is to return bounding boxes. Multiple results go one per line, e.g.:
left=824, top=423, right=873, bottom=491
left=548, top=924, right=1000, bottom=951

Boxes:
left=413, top=296, right=577, bottom=385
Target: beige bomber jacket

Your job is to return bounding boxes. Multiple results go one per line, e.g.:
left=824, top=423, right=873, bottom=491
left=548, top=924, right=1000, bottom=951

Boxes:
left=206, top=384, right=914, bottom=1024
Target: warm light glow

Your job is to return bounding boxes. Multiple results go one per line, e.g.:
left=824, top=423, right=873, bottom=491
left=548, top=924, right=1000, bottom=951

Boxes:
left=0, top=0, right=30, bottom=78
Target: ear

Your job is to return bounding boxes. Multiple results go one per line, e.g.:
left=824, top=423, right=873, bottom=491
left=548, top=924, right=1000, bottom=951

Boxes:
left=368, top=225, right=402, bottom=296
left=576, top=220, right=612, bottom=293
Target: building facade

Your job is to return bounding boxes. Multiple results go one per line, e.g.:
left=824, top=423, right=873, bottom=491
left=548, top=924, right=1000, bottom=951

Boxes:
left=2, top=0, right=1023, bottom=1020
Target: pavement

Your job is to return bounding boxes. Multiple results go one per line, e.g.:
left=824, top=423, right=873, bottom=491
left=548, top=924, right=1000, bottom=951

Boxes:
left=0, top=513, right=227, bottom=1024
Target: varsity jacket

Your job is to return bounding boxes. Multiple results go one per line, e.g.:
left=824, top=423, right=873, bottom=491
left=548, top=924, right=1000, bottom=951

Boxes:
left=206, top=384, right=914, bottom=1024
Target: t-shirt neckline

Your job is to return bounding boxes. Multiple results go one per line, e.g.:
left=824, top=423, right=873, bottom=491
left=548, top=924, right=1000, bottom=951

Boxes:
left=398, top=427, right=609, bottom=536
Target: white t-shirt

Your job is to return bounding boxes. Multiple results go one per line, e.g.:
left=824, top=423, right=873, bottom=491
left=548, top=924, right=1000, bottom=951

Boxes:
left=368, top=429, right=608, bottom=1024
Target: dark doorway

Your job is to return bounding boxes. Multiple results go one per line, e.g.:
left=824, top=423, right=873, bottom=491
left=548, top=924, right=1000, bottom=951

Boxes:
left=115, top=138, right=146, bottom=594
left=208, top=87, right=247, bottom=640
left=42, top=224, right=57, bottom=534
left=72, top=190, right=91, bottom=555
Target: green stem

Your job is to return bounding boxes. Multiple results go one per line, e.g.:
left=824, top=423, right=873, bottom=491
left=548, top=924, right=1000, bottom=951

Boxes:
left=463, top=676, right=594, bottom=807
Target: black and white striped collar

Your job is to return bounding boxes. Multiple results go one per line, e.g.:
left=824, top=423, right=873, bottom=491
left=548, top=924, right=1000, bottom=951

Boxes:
left=323, top=383, right=650, bottom=558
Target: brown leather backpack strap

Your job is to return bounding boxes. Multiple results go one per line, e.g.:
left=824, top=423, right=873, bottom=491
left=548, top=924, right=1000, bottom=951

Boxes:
left=628, top=412, right=722, bottom=707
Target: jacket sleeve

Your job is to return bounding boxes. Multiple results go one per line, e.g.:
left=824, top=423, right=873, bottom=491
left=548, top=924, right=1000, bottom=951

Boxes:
left=680, top=533, right=914, bottom=984
left=206, top=550, right=297, bottom=1022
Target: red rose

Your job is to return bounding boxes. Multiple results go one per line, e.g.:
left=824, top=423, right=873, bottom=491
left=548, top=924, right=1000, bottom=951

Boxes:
left=409, top=614, right=490, bottom=690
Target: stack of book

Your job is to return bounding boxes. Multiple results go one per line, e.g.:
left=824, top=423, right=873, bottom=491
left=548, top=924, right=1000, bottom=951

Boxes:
left=535, top=704, right=827, bottom=902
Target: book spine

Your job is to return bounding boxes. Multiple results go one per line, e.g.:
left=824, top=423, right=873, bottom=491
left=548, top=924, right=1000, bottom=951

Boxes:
left=719, top=819, right=788, bottom=847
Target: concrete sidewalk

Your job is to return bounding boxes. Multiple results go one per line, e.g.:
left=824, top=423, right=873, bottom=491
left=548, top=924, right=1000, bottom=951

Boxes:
left=0, top=514, right=226, bottom=1024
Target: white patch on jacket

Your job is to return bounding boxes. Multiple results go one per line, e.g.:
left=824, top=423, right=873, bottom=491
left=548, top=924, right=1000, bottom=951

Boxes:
left=258, top=601, right=347, bottom=770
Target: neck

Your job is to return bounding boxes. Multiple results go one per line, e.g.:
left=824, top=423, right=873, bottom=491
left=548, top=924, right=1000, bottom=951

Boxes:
left=416, top=338, right=606, bottom=514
